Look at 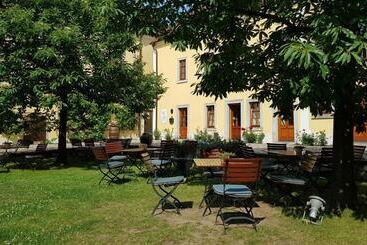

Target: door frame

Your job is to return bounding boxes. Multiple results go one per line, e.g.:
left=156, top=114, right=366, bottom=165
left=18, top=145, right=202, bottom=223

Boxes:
left=225, top=100, right=244, bottom=140
left=176, top=104, right=189, bottom=139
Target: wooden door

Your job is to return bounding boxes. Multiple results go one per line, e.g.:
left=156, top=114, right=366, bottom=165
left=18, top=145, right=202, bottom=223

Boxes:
left=278, top=115, right=294, bottom=141
left=354, top=126, right=367, bottom=141
left=179, top=108, right=188, bottom=139
left=229, top=103, right=241, bottom=140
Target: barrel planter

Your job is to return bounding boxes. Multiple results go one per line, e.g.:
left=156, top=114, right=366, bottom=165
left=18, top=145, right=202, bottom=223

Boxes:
left=108, top=122, right=120, bottom=139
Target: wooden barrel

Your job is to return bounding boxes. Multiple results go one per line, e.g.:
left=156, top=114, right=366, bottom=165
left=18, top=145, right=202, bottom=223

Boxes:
left=108, top=123, right=120, bottom=139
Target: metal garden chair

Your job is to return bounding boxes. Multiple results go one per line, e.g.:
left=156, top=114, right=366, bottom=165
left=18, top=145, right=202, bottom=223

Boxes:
left=150, top=141, right=177, bottom=171
left=213, top=158, right=262, bottom=231
left=266, top=151, right=319, bottom=206
left=354, top=145, right=366, bottom=161
left=141, top=153, right=186, bottom=215
left=200, top=148, right=224, bottom=214
left=105, top=141, right=127, bottom=161
left=93, top=147, right=127, bottom=185
left=241, top=145, right=279, bottom=176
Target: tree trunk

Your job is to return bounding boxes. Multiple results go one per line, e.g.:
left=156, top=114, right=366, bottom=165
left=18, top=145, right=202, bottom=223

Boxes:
left=331, top=72, right=357, bottom=211
left=57, top=103, right=68, bottom=164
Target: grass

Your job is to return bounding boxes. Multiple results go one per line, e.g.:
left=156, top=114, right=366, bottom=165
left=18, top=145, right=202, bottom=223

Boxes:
left=0, top=167, right=366, bottom=244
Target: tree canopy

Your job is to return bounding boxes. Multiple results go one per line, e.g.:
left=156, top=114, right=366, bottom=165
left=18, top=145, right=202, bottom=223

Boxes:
left=0, top=0, right=164, bottom=161
left=131, top=0, right=367, bottom=210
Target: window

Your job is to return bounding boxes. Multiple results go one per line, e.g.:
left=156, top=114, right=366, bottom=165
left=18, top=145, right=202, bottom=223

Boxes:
left=206, top=105, right=215, bottom=128
left=178, top=59, right=186, bottom=81
left=250, top=102, right=260, bottom=128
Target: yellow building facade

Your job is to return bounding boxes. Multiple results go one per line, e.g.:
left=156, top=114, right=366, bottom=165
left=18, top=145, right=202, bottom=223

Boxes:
left=147, top=41, right=354, bottom=144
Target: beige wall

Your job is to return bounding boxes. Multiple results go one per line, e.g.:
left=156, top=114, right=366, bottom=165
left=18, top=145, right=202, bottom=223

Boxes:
left=154, top=43, right=344, bottom=144
left=156, top=43, right=278, bottom=141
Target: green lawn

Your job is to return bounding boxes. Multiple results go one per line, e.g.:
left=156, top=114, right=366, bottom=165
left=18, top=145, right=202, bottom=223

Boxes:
left=0, top=167, right=366, bottom=244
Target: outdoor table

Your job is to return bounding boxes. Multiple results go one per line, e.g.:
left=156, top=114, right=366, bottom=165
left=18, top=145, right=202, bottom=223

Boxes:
left=193, top=158, right=223, bottom=168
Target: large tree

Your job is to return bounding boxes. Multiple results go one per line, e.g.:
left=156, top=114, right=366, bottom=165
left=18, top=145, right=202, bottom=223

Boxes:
left=132, top=0, right=367, bottom=210
left=0, top=0, right=164, bottom=163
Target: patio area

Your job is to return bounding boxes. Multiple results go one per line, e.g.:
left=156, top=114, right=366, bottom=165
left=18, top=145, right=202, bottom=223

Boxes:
left=1, top=163, right=366, bottom=244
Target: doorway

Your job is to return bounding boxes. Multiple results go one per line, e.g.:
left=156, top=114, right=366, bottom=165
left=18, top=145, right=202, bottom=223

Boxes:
left=178, top=107, right=188, bottom=139
left=229, top=103, right=241, bottom=140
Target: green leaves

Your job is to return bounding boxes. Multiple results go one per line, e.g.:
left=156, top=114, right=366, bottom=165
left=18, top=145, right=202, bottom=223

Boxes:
left=0, top=0, right=164, bottom=140
left=281, top=42, right=325, bottom=69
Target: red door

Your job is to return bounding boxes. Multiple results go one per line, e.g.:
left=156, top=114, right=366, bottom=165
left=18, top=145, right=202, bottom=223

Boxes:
left=229, top=103, right=241, bottom=140
left=179, top=108, right=188, bottom=139
left=278, top=115, right=294, bottom=141
left=354, top=126, right=367, bottom=141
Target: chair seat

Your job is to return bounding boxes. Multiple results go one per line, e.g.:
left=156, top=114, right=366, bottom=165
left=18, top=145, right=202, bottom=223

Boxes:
left=109, top=155, right=127, bottom=161
left=153, top=176, right=185, bottom=186
left=213, top=184, right=253, bottom=197
left=203, top=170, right=224, bottom=177
left=267, top=174, right=306, bottom=186
left=151, top=159, right=171, bottom=166
left=106, top=161, right=124, bottom=168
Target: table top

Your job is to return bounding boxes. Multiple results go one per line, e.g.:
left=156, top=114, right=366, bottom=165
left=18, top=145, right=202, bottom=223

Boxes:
left=193, top=158, right=223, bottom=168
left=121, top=147, right=160, bottom=153
left=254, top=149, right=300, bottom=157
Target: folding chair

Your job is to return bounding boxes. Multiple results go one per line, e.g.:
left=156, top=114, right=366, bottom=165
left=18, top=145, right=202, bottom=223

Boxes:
left=241, top=145, right=279, bottom=176
left=151, top=141, right=177, bottom=171
left=70, top=138, right=83, bottom=148
left=266, top=152, right=319, bottom=206
left=93, top=147, right=127, bottom=185
left=213, top=158, right=262, bottom=231
left=354, top=145, right=366, bottom=161
left=105, top=141, right=127, bottom=161
left=141, top=153, right=186, bottom=215
left=199, top=149, right=224, bottom=213
left=267, top=143, right=287, bottom=150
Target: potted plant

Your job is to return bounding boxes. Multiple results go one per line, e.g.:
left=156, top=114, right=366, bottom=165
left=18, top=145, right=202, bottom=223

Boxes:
left=140, top=132, right=153, bottom=146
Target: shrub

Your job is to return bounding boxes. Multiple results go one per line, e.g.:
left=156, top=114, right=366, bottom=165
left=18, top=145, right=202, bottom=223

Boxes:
left=153, top=129, right=161, bottom=140
left=242, top=128, right=265, bottom=144
left=140, top=132, right=153, bottom=145
left=256, top=132, right=265, bottom=143
left=243, top=130, right=257, bottom=143
left=163, top=128, right=174, bottom=140
left=316, top=130, right=327, bottom=146
left=297, top=130, right=328, bottom=146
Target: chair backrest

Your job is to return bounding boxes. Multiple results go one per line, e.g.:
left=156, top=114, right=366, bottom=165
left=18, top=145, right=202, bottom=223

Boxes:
left=206, top=148, right=221, bottom=158
left=105, top=141, right=123, bottom=155
left=92, top=147, right=108, bottom=161
left=223, top=158, right=262, bottom=185
left=141, top=152, right=156, bottom=176
left=241, top=145, right=256, bottom=158
left=301, top=151, right=318, bottom=173
left=107, top=138, right=121, bottom=143
left=84, top=139, right=95, bottom=147
left=36, top=143, right=47, bottom=152
left=161, top=141, right=177, bottom=159
left=70, top=138, right=82, bottom=147
left=183, top=140, right=198, bottom=159
left=267, top=143, right=287, bottom=151
left=354, top=145, right=366, bottom=161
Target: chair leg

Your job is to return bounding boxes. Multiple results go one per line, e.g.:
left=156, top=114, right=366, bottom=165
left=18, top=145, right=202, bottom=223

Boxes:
left=152, top=184, right=182, bottom=215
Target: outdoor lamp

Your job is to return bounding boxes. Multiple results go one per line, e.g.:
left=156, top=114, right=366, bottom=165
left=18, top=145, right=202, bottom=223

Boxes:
left=302, top=196, right=326, bottom=225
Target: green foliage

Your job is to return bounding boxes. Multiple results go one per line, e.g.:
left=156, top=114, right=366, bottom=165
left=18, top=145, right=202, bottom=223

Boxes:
left=242, top=129, right=265, bottom=144
left=140, top=132, right=153, bottom=145
left=242, top=130, right=257, bottom=143
left=0, top=0, right=164, bottom=151
left=163, top=128, right=174, bottom=140
left=153, top=129, right=161, bottom=140
left=296, top=130, right=328, bottom=146
left=193, top=128, right=221, bottom=144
